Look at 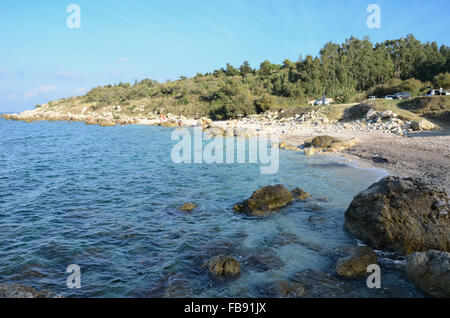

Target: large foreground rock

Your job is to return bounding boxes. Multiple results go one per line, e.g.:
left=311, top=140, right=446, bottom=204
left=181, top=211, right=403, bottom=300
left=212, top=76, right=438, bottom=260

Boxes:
left=344, top=176, right=449, bottom=254
left=406, top=250, right=450, bottom=298
left=233, top=184, right=294, bottom=216
left=0, top=284, right=59, bottom=298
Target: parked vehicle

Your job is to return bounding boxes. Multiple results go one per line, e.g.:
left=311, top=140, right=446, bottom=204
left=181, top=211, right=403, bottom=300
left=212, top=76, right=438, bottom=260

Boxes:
left=393, top=92, right=411, bottom=100
left=369, top=96, right=376, bottom=100
left=385, top=95, right=394, bottom=100
left=314, top=99, right=330, bottom=106
left=426, top=88, right=450, bottom=96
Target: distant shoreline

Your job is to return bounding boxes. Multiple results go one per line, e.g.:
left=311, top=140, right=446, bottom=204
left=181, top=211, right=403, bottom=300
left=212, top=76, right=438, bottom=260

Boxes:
left=2, top=107, right=448, bottom=193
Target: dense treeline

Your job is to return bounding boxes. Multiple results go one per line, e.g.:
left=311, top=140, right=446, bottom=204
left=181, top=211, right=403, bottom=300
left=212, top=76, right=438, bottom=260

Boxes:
left=83, top=34, right=450, bottom=119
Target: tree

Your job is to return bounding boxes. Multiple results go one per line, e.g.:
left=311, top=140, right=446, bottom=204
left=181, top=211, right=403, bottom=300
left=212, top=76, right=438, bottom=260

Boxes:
left=239, top=61, right=253, bottom=77
left=225, top=63, right=239, bottom=76
left=434, top=72, right=450, bottom=89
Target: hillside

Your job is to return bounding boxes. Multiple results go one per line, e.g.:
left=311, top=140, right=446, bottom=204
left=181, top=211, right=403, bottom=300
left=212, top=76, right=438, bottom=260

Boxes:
left=29, top=34, right=450, bottom=121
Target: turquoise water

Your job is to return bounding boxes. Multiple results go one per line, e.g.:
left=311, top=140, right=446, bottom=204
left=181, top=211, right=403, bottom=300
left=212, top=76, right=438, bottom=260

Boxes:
left=0, top=119, right=424, bottom=297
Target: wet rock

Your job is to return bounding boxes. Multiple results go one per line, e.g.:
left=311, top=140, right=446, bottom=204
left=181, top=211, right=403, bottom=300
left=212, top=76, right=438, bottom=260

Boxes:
left=373, top=155, right=389, bottom=163
left=291, top=188, right=310, bottom=201
left=160, top=120, right=179, bottom=127
left=308, top=215, right=326, bottom=222
left=180, top=203, right=196, bottom=211
left=344, top=176, right=450, bottom=254
left=307, top=135, right=338, bottom=148
left=335, top=246, right=378, bottom=279
left=98, top=119, right=116, bottom=127
left=276, top=281, right=306, bottom=297
left=406, top=250, right=450, bottom=298
left=303, top=202, right=325, bottom=212
left=282, top=145, right=301, bottom=152
left=85, top=118, right=98, bottom=125
left=243, top=252, right=286, bottom=272
left=290, top=269, right=355, bottom=297
left=233, top=184, right=294, bottom=216
left=208, top=255, right=241, bottom=277
left=303, top=136, right=358, bottom=153
left=0, top=284, right=60, bottom=298
left=304, top=147, right=316, bottom=156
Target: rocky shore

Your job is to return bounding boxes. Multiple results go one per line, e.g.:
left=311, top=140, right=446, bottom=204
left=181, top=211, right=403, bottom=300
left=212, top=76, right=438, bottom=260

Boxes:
left=1, top=103, right=449, bottom=298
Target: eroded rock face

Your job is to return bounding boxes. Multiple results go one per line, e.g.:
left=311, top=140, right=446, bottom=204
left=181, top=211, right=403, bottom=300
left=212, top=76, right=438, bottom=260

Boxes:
left=208, top=255, right=241, bottom=277
left=335, top=246, right=378, bottom=279
left=233, top=184, right=294, bottom=216
left=0, top=284, right=59, bottom=298
left=406, top=250, right=450, bottom=298
left=344, top=176, right=450, bottom=255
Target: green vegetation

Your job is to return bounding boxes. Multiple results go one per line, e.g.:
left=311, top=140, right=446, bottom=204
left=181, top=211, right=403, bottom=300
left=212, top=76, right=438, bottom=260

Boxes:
left=59, top=34, right=449, bottom=120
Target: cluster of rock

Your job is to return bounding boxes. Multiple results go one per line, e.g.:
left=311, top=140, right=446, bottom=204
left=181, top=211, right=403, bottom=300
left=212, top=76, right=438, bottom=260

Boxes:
left=230, top=108, right=436, bottom=137
left=361, top=109, right=435, bottom=135
left=344, top=176, right=449, bottom=297
left=1, top=109, right=139, bottom=126
left=202, top=125, right=257, bottom=138
left=0, top=284, right=60, bottom=298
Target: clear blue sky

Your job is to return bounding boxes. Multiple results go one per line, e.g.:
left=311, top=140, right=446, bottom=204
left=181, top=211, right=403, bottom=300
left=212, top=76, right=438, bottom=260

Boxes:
left=1, top=0, right=449, bottom=112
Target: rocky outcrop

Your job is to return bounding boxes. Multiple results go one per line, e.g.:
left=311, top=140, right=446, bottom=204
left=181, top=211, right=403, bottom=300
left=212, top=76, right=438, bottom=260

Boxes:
left=97, top=119, right=116, bottom=127
left=276, top=281, right=306, bottom=297
left=406, top=250, right=450, bottom=298
left=233, top=184, right=294, bottom=216
left=208, top=255, right=241, bottom=277
left=335, top=246, right=378, bottom=279
left=159, top=120, right=179, bottom=127
left=180, top=203, right=196, bottom=211
left=303, top=135, right=359, bottom=154
left=344, top=176, right=450, bottom=254
left=0, top=284, right=59, bottom=298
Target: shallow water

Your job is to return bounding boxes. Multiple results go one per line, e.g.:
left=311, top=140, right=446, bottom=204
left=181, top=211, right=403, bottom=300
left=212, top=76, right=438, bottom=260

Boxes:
left=0, top=119, right=425, bottom=297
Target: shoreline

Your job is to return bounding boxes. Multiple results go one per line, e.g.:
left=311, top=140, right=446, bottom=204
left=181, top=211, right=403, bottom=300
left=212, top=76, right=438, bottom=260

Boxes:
left=2, top=110, right=449, bottom=193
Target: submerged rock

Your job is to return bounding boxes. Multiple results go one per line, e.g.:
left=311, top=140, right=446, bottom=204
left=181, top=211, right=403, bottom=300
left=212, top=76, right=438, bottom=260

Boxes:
left=344, top=176, right=450, bottom=254
left=208, top=255, right=241, bottom=277
left=233, top=184, right=294, bottom=216
left=0, top=284, right=59, bottom=298
left=290, top=269, right=354, bottom=297
left=406, top=250, right=450, bottom=298
left=335, top=246, right=378, bottom=279
left=291, top=188, right=311, bottom=201
left=276, top=281, right=306, bottom=297
left=180, top=203, right=196, bottom=211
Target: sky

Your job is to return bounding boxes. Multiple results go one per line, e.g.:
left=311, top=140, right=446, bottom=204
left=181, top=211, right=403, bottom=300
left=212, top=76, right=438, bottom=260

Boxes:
left=0, top=0, right=449, bottom=112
